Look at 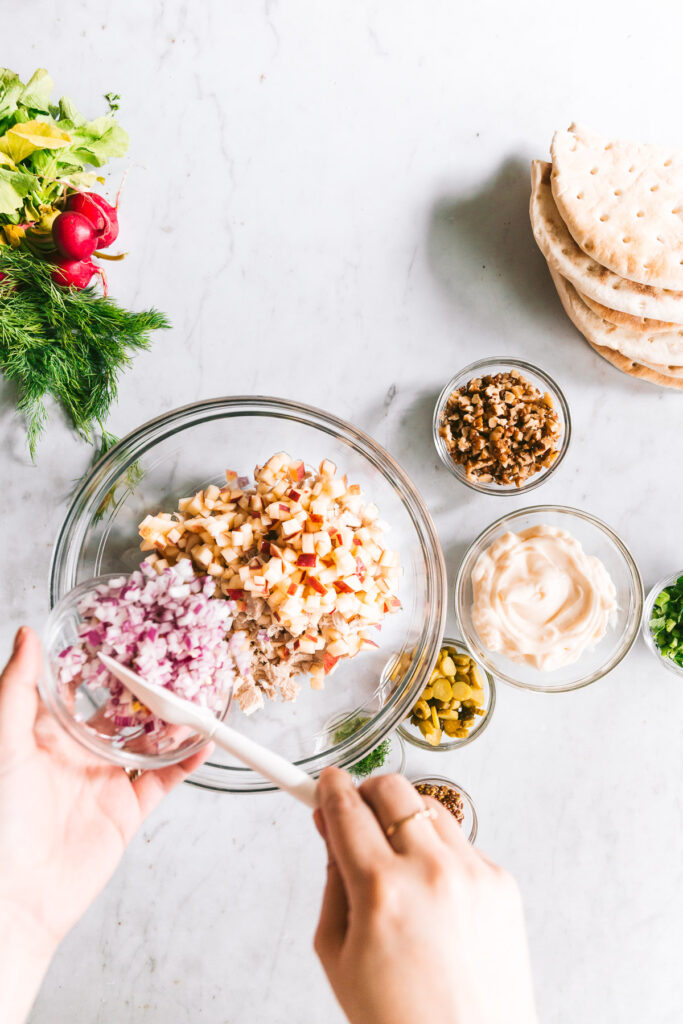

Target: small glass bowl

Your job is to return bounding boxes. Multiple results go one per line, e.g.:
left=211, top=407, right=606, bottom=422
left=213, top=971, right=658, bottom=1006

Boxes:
left=642, top=572, right=683, bottom=678
left=39, top=575, right=232, bottom=771
left=433, top=357, right=571, bottom=495
left=455, top=505, right=643, bottom=693
left=412, top=775, right=478, bottom=843
left=398, top=637, right=495, bottom=751
left=321, top=713, right=407, bottom=783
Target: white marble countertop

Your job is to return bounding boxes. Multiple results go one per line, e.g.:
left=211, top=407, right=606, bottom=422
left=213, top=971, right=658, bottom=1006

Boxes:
left=6, top=2, right=683, bottom=1021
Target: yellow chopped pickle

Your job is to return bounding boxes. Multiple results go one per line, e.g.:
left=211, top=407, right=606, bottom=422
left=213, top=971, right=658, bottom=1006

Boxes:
left=407, top=644, right=487, bottom=745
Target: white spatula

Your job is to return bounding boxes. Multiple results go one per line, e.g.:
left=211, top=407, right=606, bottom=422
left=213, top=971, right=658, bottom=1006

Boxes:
left=98, top=653, right=319, bottom=808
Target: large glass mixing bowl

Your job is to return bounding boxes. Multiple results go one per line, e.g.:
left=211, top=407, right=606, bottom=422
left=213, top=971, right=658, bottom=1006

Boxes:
left=50, top=397, right=447, bottom=793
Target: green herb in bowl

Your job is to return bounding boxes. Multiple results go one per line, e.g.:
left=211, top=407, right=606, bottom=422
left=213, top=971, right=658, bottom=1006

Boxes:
left=649, top=576, right=683, bottom=667
left=332, top=714, right=392, bottom=780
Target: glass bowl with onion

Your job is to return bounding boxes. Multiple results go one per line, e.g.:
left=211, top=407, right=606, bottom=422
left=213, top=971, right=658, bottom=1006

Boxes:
left=398, top=637, right=495, bottom=752
left=412, top=775, right=478, bottom=843
left=641, top=572, right=683, bottom=678
left=40, top=572, right=234, bottom=770
left=455, top=505, right=643, bottom=693
left=433, top=357, right=571, bottom=495
left=48, top=396, right=447, bottom=789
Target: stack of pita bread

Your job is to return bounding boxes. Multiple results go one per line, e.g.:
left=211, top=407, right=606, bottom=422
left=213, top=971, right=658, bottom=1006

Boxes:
left=530, top=124, right=683, bottom=389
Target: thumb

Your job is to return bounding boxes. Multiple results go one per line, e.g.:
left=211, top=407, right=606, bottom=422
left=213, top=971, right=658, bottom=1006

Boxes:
left=0, top=627, right=41, bottom=753
left=313, top=812, right=349, bottom=967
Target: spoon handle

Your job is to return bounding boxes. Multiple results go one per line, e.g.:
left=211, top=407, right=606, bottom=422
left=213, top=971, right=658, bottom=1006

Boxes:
left=208, top=719, right=319, bottom=808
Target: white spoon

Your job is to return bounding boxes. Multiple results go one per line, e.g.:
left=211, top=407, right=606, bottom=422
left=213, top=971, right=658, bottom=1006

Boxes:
left=98, top=653, right=319, bottom=808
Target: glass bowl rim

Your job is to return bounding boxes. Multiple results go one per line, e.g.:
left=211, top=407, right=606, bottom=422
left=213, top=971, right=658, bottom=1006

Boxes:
left=454, top=503, right=644, bottom=693
left=432, top=357, right=572, bottom=496
left=412, top=774, right=478, bottom=843
left=641, top=571, right=683, bottom=678
left=398, top=636, right=496, bottom=751
left=49, top=394, right=448, bottom=787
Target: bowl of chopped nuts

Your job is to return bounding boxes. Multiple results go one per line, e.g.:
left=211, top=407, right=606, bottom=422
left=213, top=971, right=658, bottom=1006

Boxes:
left=412, top=776, right=478, bottom=843
left=433, top=358, right=571, bottom=495
left=399, top=637, right=495, bottom=751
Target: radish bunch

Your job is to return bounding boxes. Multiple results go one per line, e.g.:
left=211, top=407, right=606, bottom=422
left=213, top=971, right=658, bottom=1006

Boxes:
left=50, top=192, right=119, bottom=289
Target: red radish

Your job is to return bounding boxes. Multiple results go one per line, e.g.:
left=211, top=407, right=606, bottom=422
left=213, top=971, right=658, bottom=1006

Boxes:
left=0, top=272, right=6, bottom=282
left=66, top=193, right=107, bottom=233
left=52, top=212, right=98, bottom=261
left=51, top=256, right=99, bottom=289
left=67, top=191, right=119, bottom=248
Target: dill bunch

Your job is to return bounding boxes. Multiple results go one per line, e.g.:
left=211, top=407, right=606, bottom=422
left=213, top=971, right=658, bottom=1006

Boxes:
left=0, top=246, right=169, bottom=457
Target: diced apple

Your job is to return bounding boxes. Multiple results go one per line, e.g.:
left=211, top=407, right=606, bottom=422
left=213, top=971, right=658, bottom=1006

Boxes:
left=282, top=518, right=302, bottom=537
left=307, top=575, right=328, bottom=596
left=323, top=652, right=339, bottom=674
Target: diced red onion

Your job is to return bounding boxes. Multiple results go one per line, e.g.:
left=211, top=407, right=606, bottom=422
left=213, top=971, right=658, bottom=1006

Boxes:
left=57, top=562, right=243, bottom=742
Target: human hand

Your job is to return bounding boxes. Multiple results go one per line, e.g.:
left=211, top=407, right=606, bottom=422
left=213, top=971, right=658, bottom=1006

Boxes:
left=0, top=627, right=212, bottom=1024
left=313, top=768, right=537, bottom=1024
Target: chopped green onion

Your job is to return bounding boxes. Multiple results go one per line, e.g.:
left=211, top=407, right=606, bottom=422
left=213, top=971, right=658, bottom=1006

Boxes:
left=650, top=578, right=683, bottom=668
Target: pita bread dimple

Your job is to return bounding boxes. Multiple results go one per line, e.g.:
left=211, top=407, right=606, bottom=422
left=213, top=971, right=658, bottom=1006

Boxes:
left=551, top=124, right=683, bottom=290
left=549, top=268, right=683, bottom=366
left=530, top=161, right=683, bottom=322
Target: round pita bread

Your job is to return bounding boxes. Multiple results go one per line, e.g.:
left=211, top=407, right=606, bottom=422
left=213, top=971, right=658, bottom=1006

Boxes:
left=551, top=124, right=683, bottom=291
left=549, top=268, right=683, bottom=366
left=586, top=341, right=683, bottom=390
left=530, top=161, right=683, bottom=322
left=577, top=290, right=679, bottom=333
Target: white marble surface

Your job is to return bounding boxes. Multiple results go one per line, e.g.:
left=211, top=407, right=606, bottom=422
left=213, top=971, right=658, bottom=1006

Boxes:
left=4, top=2, right=683, bottom=1021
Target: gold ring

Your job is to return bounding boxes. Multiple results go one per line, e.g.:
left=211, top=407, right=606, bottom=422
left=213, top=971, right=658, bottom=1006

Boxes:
left=385, top=805, right=437, bottom=839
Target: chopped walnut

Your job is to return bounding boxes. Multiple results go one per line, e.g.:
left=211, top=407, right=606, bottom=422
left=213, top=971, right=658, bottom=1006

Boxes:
left=439, top=370, right=562, bottom=487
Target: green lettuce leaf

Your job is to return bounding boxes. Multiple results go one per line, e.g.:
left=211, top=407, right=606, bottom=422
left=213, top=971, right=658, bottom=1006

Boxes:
left=17, top=69, right=53, bottom=113
left=66, top=116, right=129, bottom=167
left=0, top=166, right=38, bottom=216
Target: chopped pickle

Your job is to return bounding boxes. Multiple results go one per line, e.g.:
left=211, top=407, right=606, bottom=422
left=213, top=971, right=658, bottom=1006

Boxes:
left=407, top=643, right=488, bottom=746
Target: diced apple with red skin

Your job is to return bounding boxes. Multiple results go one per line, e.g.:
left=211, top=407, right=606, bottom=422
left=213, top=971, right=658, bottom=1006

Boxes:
left=296, top=553, right=317, bottom=568
left=307, top=575, right=328, bottom=596
left=323, top=652, right=339, bottom=674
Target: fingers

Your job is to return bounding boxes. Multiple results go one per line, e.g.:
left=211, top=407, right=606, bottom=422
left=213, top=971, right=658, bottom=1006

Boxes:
left=132, top=742, right=215, bottom=819
left=359, top=773, right=441, bottom=854
left=313, top=849, right=349, bottom=965
left=421, top=795, right=477, bottom=855
left=317, top=767, right=391, bottom=892
left=0, top=627, right=41, bottom=755
left=313, top=807, right=327, bottom=841
left=313, top=800, right=349, bottom=963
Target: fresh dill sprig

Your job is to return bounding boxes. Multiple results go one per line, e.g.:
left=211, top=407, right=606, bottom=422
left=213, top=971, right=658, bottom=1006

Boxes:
left=0, top=246, right=169, bottom=458
left=332, top=714, right=392, bottom=779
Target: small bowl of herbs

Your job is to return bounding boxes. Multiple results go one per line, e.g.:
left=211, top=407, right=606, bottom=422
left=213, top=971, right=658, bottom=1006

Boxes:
left=326, top=713, right=406, bottom=782
left=643, top=573, right=683, bottom=676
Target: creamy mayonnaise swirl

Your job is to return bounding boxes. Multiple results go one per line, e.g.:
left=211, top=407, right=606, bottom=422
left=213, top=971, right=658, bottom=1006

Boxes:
left=471, top=525, right=617, bottom=671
